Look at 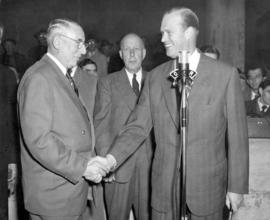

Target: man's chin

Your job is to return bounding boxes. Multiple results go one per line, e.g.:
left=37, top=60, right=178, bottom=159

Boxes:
left=166, top=51, right=177, bottom=59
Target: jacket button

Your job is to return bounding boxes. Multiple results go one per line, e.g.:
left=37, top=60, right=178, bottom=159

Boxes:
left=82, top=130, right=86, bottom=135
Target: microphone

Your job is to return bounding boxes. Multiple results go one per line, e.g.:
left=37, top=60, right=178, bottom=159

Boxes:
left=178, top=50, right=189, bottom=80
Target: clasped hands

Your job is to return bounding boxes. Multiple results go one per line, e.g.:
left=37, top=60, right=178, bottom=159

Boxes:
left=83, top=155, right=116, bottom=183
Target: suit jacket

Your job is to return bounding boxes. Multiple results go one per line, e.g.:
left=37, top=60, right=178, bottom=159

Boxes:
left=108, top=54, right=249, bottom=215
left=94, top=68, right=153, bottom=182
left=73, top=67, right=106, bottom=220
left=74, top=67, right=97, bottom=122
left=18, top=54, right=94, bottom=216
left=245, top=98, right=270, bottom=118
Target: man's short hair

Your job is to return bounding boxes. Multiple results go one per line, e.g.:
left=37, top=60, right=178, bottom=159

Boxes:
left=246, top=63, right=265, bottom=77
left=164, top=7, right=199, bottom=30
left=46, top=18, right=79, bottom=46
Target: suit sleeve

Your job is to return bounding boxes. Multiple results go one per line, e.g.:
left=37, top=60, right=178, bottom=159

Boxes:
left=108, top=73, right=153, bottom=168
left=94, top=78, right=113, bottom=156
left=226, top=68, right=249, bottom=194
left=18, top=74, right=88, bottom=184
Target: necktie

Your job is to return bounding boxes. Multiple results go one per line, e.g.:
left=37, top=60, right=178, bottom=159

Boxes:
left=132, top=73, right=140, bottom=96
left=261, top=105, right=268, bottom=113
left=66, top=69, right=79, bottom=96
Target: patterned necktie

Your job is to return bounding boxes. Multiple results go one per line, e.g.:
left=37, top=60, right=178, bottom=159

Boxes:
left=66, top=69, right=79, bottom=96
left=132, top=73, right=140, bottom=96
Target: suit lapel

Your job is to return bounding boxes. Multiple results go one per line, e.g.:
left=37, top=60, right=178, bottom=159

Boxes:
left=43, top=56, right=90, bottom=124
left=162, top=61, right=179, bottom=128
left=114, top=69, right=138, bottom=110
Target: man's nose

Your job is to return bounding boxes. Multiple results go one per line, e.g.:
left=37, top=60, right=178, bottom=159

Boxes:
left=129, top=49, right=135, bottom=56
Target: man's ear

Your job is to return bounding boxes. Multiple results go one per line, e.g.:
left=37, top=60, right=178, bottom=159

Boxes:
left=119, top=50, right=123, bottom=60
left=184, top=27, right=198, bottom=40
left=142, top=48, right=146, bottom=60
left=52, top=35, right=61, bottom=50
left=259, top=87, right=263, bottom=96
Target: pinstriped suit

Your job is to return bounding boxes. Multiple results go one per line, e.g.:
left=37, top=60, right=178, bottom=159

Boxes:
left=108, top=54, right=249, bottom=218
left=94, top=68, right=153, bottom=220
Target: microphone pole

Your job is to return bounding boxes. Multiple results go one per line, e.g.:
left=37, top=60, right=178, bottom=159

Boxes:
left=178, top=50, right=189, bottom=220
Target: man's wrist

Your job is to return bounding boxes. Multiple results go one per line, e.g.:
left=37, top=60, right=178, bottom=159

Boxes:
left=106, top=154, right=117, bottom=171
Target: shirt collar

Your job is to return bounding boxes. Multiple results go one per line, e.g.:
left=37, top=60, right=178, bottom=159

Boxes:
left=47, top=52, right=67, bottom=75
left=188, top=48, right=200, bottom=72
left=171, top=49, right=200, bottom=80
left=125, top=68, right=142, bottom=89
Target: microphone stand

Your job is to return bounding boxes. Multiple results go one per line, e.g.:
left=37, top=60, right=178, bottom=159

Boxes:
left=174, top=51, right=190, bottom=220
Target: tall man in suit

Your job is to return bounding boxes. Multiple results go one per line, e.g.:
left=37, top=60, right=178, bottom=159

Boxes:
left=94, top=33, right=153, bottom=220
left=18, top=18, right=110, bottom=220
left=100, top=7, right=249, bottom=220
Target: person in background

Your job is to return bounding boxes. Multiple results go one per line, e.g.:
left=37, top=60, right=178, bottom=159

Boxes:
left=78, top=58, right=98, bottom=77
left=199, top=44, right=220, bottom=60
left=94, top=33, right=153, bottom=220
left=246, top=79, right=270, bottom=118
left=0, top=21, right=19, bottom=220
left=27, top=29, right=48, bottom=64
left=85, top=39, right=108, bottom=78
left=97, top=7, right=249, bottom=220
left=18, top=18, right=111, bottom=220
left=2, top=38, right=30, bottom=81
left=243, top=64, right=265, bottom=101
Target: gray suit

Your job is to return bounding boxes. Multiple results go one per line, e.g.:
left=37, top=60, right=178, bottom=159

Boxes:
left=18, top=55, right=94, bottom=217
left=108, top=54, right=249, bottom=218
left=94, top=68, right=153, bottom=220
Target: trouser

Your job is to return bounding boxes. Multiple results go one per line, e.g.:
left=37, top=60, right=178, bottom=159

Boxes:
left=29, top=208, right=90, bottom=220
left=105, top=163, right=151, bottom=220
left=152, top=207, right=223, bottom=220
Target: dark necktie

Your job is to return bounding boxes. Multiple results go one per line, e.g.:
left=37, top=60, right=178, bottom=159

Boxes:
left=261, top=105, right=268, bottom=113
left=132, top=73, right=140, bottom=96
left=66, top=69, right=79, bottom=96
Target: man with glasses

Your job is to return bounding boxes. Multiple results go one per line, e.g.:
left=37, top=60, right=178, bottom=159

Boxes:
left=18, top=18, right=111, bottom=220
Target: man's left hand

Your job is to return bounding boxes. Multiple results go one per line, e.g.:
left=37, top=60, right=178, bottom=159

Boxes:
left=226, top=192, right=244, bottom=212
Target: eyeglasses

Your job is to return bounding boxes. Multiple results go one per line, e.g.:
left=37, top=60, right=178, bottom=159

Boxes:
left=60, top=34, right=89, bottom=49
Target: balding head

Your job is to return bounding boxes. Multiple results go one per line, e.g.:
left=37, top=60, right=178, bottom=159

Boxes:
left=119, top=33, right=146, bottom=73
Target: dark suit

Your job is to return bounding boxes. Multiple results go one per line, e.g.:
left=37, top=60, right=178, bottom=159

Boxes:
left=0, top=64, right=18, bottom=220
left=18, top=55, right=94, bottom=218
left=108, top=54, right=249, bottom=218
left=94, top=69, right=153, bottom=220
left=245, top=98, right=270, bottom=118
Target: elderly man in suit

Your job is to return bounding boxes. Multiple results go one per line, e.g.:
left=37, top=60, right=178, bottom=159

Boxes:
left=99, top=7, right=249, bottom=220
left=18, top=18, right=110, bottom=220
left=94, top=33, right=153, bottom=220
left=246, top=79, right=270, bottom=118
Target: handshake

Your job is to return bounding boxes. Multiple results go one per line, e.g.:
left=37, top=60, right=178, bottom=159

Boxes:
left=83, top=154, right=116, bottom=183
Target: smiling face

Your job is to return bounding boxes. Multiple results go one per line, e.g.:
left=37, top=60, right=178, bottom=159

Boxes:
left=160, top=12, right=188, bottom=59
left=119, top=34, right=146, bottom=73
